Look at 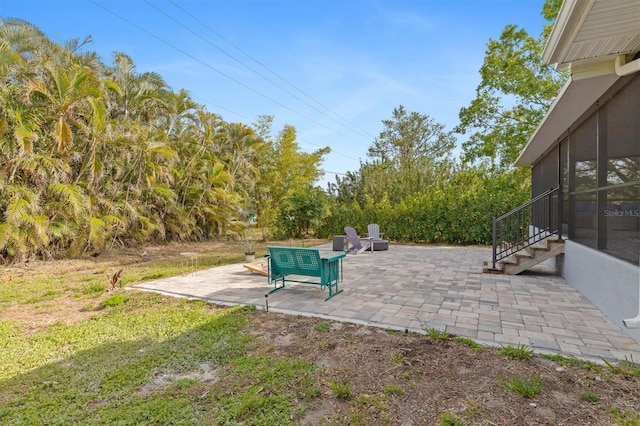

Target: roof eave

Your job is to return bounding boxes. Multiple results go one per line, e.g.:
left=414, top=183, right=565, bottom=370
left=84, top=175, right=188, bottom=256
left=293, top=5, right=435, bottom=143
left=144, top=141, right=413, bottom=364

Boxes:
left=515, top=72, right=620, bottom=166
left=542, top=0, right=596, bottom=66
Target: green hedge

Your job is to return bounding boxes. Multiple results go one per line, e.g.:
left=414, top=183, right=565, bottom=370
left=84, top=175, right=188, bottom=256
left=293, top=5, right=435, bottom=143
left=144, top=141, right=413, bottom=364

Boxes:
left=318, top=168, right=530, bottom=246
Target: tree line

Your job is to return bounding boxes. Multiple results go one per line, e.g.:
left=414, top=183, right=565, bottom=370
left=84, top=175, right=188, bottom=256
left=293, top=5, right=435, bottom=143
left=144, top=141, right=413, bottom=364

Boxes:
left=0, top=19, right=327, bottom=261
left=1, top=0, right=565, bottom=261
left=303, top=0, right=566, bottom=243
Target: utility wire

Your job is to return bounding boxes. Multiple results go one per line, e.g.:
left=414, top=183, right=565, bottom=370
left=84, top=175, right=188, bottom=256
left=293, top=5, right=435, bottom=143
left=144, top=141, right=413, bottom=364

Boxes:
left=89, top=0, right=334, bottom=131
left=166, top=0, right=375, bottom=140
left=190, top=95, right=249, bottom=121
left=91, top=0, right=363, bottom=163
left=90, top=0, right=358, bottom=166
left=146, top=0, right=371, bottom=140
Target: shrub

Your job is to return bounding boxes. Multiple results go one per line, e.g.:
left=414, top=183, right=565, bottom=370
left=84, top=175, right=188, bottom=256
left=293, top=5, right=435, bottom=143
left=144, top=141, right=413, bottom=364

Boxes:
left=321, top=167, right=530, bottom=246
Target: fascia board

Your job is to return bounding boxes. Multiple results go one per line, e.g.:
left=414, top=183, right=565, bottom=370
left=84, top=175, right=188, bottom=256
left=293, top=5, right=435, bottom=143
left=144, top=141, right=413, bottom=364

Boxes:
left=543, top=0, right=596, bottom=66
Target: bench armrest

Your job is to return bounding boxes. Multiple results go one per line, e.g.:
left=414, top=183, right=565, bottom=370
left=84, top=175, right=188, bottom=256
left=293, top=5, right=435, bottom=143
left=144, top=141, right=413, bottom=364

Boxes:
left=322, top=252, right=346, bottom=262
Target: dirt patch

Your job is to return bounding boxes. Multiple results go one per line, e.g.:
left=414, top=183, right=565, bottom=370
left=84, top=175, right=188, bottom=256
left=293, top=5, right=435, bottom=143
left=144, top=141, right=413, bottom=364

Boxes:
left=1, top=298, right=97, bottom=335
left=246, top=310, right=640, bottom=425
left=136, top=363, right=219, bottom=396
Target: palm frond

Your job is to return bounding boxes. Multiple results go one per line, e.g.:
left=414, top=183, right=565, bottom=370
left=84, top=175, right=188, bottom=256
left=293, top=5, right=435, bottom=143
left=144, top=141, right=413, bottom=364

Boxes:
left=88, top=216, right=106, bottom=248
left=48, top=182, right=87, bottom=218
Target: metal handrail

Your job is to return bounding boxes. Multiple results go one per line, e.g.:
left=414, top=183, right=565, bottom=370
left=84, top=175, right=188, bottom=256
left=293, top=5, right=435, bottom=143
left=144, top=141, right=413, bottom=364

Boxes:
left=491, top=187, right=560, bottom=270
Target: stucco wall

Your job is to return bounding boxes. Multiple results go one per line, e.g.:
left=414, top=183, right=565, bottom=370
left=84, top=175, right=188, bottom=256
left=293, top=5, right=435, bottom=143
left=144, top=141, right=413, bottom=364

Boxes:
left=559, top=240, right=640, bottom=344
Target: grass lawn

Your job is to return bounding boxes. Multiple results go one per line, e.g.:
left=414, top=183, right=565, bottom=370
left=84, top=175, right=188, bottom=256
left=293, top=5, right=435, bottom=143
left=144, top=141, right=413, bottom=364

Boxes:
left=1, top=238, right=639, bottom=425
left=0, top=239, right=324, bottom=425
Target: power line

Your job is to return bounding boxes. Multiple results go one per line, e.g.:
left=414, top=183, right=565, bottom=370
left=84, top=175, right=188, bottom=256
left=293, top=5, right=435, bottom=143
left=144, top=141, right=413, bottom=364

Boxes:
left=297, top=138, right=360, bottom=162
left=88, top=0, right=333, bottom=131
left=145, top=0, right=371, bottom=141
left=190, top=95, right=361, bottom=163
left=166, top=0, right=375, bottom=141
left=320, top=170, right=348, bottom=176
left=89, top=0, right=365, bottom=165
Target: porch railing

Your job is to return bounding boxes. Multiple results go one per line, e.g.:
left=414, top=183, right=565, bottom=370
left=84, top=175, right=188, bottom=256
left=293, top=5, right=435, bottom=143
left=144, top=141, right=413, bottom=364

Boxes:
left=491, top=187, right=560, bottom=270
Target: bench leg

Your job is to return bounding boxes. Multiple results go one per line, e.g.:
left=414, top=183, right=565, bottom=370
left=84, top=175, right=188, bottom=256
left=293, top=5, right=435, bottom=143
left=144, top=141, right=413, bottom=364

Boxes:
left=268, top=259, right=344, bottom=301
left=268, top=277, right=287, bottom=295
left=323, top=259, right=344, bottom=300
left=324, top=286, right=343, bottom=301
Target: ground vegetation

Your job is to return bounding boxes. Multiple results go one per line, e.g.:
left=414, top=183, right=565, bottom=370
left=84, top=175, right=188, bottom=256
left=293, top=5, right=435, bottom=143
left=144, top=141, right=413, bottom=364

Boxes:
left=1, top=241, right=638, bottom=425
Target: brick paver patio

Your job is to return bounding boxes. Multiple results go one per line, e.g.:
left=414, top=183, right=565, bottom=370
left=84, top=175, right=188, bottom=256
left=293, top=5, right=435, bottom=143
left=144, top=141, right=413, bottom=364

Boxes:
left=132, top=244, right=640, bottom=363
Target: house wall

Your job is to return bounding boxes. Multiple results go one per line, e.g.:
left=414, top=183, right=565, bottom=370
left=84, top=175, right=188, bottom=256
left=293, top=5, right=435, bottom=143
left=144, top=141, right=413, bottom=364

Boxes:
left=559, top=241, right=640, bottom=344
left=530, top=73, right=640, bottom=344
left=531, top=73, right=640, bottom=267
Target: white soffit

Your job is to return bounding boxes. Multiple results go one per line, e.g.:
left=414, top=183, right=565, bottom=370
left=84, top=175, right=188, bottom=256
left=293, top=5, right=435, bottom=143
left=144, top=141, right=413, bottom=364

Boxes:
left=544, top=0, right=640, bottom=68
left=515, top=73, right=619, bottom=166
left=518, top=0, right=639, bottom=166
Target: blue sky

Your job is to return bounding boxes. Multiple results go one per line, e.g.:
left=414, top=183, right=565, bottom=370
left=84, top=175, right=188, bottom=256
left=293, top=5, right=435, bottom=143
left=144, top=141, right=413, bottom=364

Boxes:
left=1, top=0, right=547, bottom=187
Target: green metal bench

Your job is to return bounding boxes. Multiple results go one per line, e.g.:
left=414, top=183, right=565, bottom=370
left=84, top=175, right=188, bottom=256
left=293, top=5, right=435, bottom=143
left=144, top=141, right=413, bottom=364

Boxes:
left=266, top=246, right=346, bottom=301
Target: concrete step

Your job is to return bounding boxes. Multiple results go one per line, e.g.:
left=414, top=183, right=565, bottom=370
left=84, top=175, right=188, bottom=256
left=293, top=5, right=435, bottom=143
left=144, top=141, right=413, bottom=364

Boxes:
left=484, top=238, right=565, bottom=275
left=503, top=240, right=565, bottom=275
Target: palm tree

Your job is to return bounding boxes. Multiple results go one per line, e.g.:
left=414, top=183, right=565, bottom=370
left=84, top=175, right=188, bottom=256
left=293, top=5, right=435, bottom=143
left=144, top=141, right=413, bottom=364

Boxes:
left=217, top=121, right=262, bottom=199
left=0, top=19, right=289, bottom=260
left=104, top=52, right=168, bottom=122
